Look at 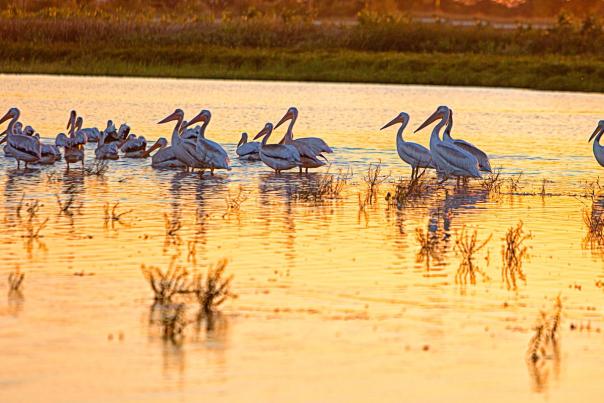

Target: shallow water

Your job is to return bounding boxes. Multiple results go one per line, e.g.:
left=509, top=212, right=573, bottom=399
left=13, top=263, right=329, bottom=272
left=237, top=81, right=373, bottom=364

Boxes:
left=1, top=74, right=603, bottom=402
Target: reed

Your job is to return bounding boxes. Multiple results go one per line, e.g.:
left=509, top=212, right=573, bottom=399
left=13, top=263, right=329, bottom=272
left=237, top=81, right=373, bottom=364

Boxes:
left=480, top=168, right=503, bottom=194
left=454, top=226, right=492, bottom=285
left=84, top=160, right=109, bottom=176
left=293, top=168, right=351, bottom=202
left=8, top=267, right=24, bottom=292
left=502, top=221, right=531, bottom=290
left=141, top=263, right=191, bottom=304
left=362, top=162, right=389, bottom=205
left=386, top=169, right=432, bottom=208
left=507, top=172, right=523, bottom=193
left=191, top=259, right=236, bottom=316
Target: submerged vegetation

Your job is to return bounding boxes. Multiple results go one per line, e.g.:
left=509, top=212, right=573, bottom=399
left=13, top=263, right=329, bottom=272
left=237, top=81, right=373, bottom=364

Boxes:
left=2, top=8, right=604, bottom=91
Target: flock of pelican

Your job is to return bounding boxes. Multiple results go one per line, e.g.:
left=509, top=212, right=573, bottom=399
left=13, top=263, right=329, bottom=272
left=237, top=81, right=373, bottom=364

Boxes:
left=3, top=103, right=600, bottom=180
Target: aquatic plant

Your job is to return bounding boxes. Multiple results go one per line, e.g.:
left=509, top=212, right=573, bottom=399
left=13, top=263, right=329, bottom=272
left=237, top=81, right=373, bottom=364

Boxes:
left=583, top=205, right=604, bottom=245
left=502, top=221, right=531, bottom=290
left=527, top=296, right=562, bottom=363
left=8, top=267, right=24, bottom=292
left=415, top=227, right=443, bottom=270
left=103, top=202, right=132, bottom=226
left=84, top=159, right=109, bottom=176
left=191, top=259, right=236, bottom=316
left=386, top=169, right=432, bottom=208
left=55, top=184, right=82, bottom=217
left=141, top=263, right=191, bottom=304
left=224, top=185, right=249, bottom=217
left=507, top=172, right=523, bottom=193
left=480, top=168, right=503, bottom=194
left=293, top=168, right=351, bottom=202
left=454, top=226, right=492, bottom=285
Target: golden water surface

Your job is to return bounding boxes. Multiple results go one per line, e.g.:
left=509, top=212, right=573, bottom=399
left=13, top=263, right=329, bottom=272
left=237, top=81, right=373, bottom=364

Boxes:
left=0, top=74, right=603, bottom=402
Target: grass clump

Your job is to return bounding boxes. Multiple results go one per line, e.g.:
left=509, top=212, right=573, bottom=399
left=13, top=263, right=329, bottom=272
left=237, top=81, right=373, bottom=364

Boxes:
left=84, top=159, right=109, bottom=176
left=454, top=226, right=492, bottom=285
left=293, top=168, right=351, bottom=203
left=415, top=227, right=443, bottom=270
left=386, top=170, right=432, bottom=208
left=480, top=168, right=504, bottom=194
left=191, top=259, right=236, bottom=316
left=141, top=263, right=190, bottom=304
left=502, top=221, right=531, bottom=290
left=362, top=162, right=389, bottom=205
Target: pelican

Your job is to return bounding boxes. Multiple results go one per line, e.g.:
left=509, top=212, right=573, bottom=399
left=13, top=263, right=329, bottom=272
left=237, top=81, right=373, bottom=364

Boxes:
left=95, top=130, right=120, bottom=160
left=0, top=107, right=41, bottom=169
left=589, top=120, right=604, bottom=167
left=158, top=109, right=201, bottom=171
left=253, top=122, right=301, bottom=174
left=31, top=133, right=61, bottom=165
left=117, top=124, right=131, bottom=142
left=80, top=127, right=101, bottom=143
left=102, top=120, right=119, bottom=143
left=141, top=138, right=187, bottom=169
left=415, top=106, right=481, bottom=180
left=236, top=132, right=261, bottom=161
left=182, top=109, right=231, bottom=174
left=120, top=133, right=148, bottom=158
left=275, top=107, right=333, bottom=155
left=380, top=112, right=434, bottom=180
left=443, top=109, right=492, bottom=173
left=56, top=112, right=87, bottom=171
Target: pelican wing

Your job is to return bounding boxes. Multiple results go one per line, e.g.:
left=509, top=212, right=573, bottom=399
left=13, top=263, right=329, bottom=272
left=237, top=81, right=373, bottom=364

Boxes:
left=73, top=131, right=88, bottom=146
left=401, top=142, right=434, bottom=167
left=56, top=133, right=70, bottom=147
left=9, top=134, right=41, bottom=158
left=452, top=139, right=491, bottom=172
left=262, top=144, right=301, bottom=162
left=434, top=141, right=480, bottom=177
left=296, top=137, right=333, bottom=154
left=237, top=141, right=261, bottom=156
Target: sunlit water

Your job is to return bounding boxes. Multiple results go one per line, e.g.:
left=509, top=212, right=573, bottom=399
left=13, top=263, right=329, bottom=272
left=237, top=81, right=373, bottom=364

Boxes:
left=1, top=74, right=604, bottom=402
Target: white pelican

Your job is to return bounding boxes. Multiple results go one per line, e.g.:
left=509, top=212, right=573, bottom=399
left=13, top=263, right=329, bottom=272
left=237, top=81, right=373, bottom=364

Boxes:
left=183, top=109, right=231, bottom=174
left=141, top=138, right=187, bottom=169
left=380, top=112, right=434, bottom=179
left=30, top=133, right=61, bottom=165
left=56, top=112, right=87, bottom=171
left=415, top=106, right=481, bottom=180
left=236, top=132, right=261, bottom=161
left=120, top=133, right=148, bottom=158
left=102, top=120, right=120, bottom=143
left=117, top=124, right=130, bottom=142
left=253, top=122, right=301, bottom=174
left=443, top=109, right=492, bottom=173
left=95, top=130, right=120, bottom=160
left=0, top=107, right=41, bottom=169
left=80, top=127, right=101, bottom=143
left=589, top=120, right=604, bottom=167
left=275, top=107, right=333, bottom=155
left=158, top=108, right=201, bottom=171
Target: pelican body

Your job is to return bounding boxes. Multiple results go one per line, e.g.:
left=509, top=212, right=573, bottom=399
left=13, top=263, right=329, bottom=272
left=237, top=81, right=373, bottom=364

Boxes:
left=56, top=112, right=87, bottom=170
left=443, top=109, right=492, bottom=173
left=275, top=107, right=330, bottom=173
left=589, top=120, right=604, bottom=167
left=181, top=110, right=231, bottom=174
left=0, top=108, right=41, bottom=168
left=254, top=123, right=301, bottom=173
left=142, top=137, right=187, bottom=169
left=95, top=130, right=120, bottom=160
left=120, top=134, right=148, bottom=158
left=236, top=132, right=261, bottom=161
left=381, top=112, right=434, bottom=179
left=415, top=106, right=481, bottom=180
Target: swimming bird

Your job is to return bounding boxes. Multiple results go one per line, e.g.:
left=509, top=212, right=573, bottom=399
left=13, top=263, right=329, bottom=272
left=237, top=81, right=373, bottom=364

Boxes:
left=381, top=112, right=434, bottom=180
left=443, top=109, right=492, bottom=173
left=253, top=122, right=301, bottom=174
left=589, top=120, right=604, bottom=168
left=415, top=106, right=481, bottom=181
left=0, top=107, right=41, bottom=169
left=120, top=133, right=148, bottom=158
left=102, top=120, right=120, bottom=143
left=141, top=137, right=187, bottom=169
left=56, top=112, right=87, bottom=171
left=236, top=132, right=261, bottom=161
left=30, top=133, right=61, bottom=165
left=182, top=109, right=231, bottom=174
left=275, top=106, right=333, bottom=155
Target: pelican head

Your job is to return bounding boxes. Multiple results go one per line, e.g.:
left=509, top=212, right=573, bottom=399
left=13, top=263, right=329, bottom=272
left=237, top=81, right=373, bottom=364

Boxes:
left=158, top=109, right=184, bottom=125
left=185, top=109, right=212, bottom=129
left=75, top=117, right=84, bottom=132
left=118, top=123, right=130, bottom=138
left=414, top=106, right=450, bottom=133
left=381, top=112, right=410, bottom=131
left=67, top=110, right=77, bottom=130
left=23, top=125, right=35, bottom=136
left=238, top=132, right=248, bottom=147
left=0, top=107, right=20, bottom=125
left=589, top=120, right=604, bottom=143
left=253, top=123, right=274, bottom=140
left=275, top=106, right=298, bottom=129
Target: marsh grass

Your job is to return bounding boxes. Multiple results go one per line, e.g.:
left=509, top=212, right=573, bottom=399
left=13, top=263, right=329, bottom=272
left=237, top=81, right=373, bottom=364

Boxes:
left=223, top=185, right=249, bottom=218
left=141, top=263, right=191, bottom=304
left=191, top=259, right=236, bottom=316
left=480, top=168, right=504, bottom=195
left=502, top=221, right=531, bottom=290
left=527, top=296, right=562, bottom=363
left=293, top=168, right=352, bottom=203
left=415, top=227, right=443, bottom=270
left=454, top=226, right=492, bottom=285
left=507, top=172, right=523, bottom=194
left=362, top=162, right=389, bottom=206
left=8, top=267, right=24, bottom=292
left=84, top=159, right=109, bottom=176
left=386, top=169, right=434, bottom=208
left=103, top=202, right=132, bottom=227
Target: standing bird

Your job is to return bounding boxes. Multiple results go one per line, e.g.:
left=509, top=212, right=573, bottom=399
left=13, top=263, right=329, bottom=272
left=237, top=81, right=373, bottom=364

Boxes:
left=589, top=120, right=604, bottom=168
left=158, top=109, right=200, bottom=171
left=56, top=112, right=87, bottom=171
left=141, top=137, right=187, bottom=169
left=415, top=106, right=481, bottom=181
left=380, top=112, right=434, bottom=180
left=120, top=133, right=148, bottom=158
left=443, top=109, right=491, bottom=173
left=236, top=132, right=261, bottom=161
left=182, top=109, right=231, bottom=174
left=275, top=107, right=333, bottom=156
left=254, top=122, right=301, bottom=174
left=95, top=130, right=120, bottom=160
left=0, top=107, right=41, bottom=169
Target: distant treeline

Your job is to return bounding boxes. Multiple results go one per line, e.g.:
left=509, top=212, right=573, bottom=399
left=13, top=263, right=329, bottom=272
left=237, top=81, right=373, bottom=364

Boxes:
left=1, top=0, right=603, bottom=20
